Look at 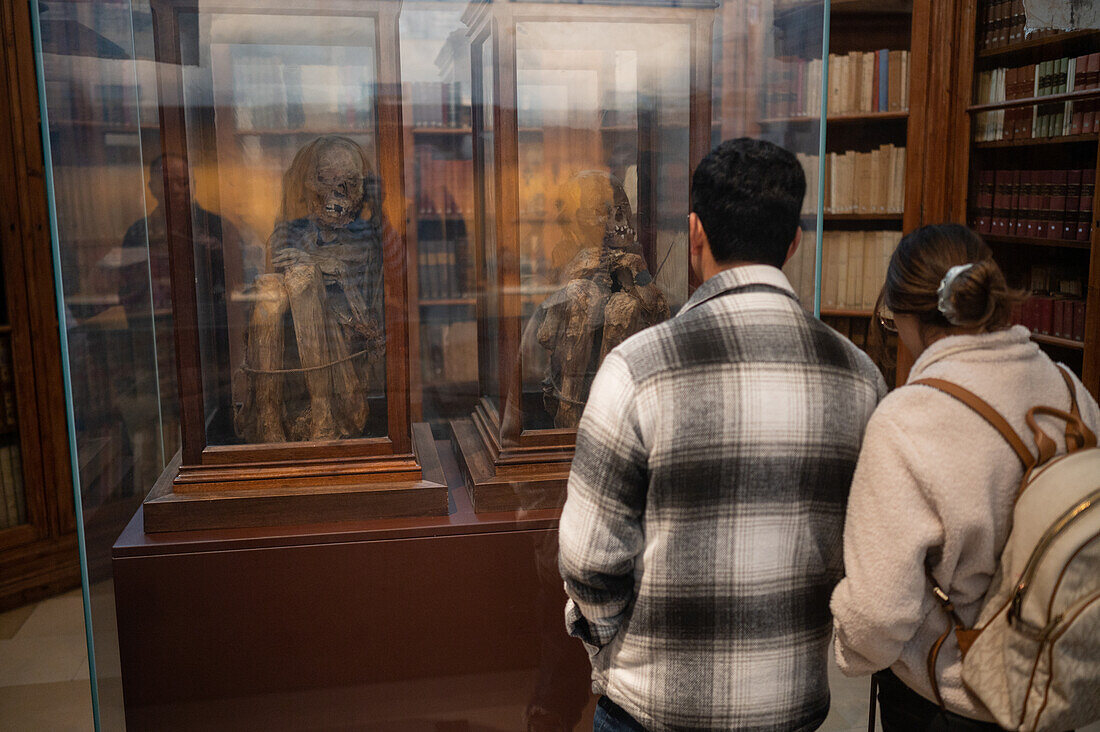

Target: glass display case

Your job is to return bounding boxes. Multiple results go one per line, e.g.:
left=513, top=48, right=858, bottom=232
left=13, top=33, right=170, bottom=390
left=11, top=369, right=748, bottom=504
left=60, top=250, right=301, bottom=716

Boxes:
left=22, top=0, right=839, bottom=726
left=143, top=0, right=447, bottom=530
left=453, top=0, right=716, bottom=511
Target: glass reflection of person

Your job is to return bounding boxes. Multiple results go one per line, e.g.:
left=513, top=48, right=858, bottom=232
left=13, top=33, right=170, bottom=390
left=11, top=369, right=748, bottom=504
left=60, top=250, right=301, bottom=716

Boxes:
left=115, top=154, right=238, bottom=486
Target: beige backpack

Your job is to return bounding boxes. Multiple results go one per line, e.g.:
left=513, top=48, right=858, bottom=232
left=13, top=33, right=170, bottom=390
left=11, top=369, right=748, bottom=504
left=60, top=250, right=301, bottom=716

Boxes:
left=915, top=366, right=1100, bottom=732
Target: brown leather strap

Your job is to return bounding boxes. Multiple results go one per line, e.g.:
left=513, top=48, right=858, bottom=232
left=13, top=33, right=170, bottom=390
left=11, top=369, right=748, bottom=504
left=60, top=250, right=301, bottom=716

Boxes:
left=1055, top=365, right=1094, bottom=451
left=927, top=622, right=951, bottom=709
left=924, top=565, right=971, bottom=710
left=912, top=378, right=1034, bottom=469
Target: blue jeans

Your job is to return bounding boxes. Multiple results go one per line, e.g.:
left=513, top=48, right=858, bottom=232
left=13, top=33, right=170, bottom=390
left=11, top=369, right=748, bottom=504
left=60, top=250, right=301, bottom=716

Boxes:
left=593, top=696, right=648, bottom=732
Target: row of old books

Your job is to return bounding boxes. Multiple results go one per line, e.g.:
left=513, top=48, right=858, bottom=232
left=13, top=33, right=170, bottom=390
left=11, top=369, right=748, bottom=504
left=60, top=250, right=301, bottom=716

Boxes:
left=1015, top=297, right=1088, bottom=341
left=0, top=336, right=18, bottom=435
left=421, top=320, right=477, bottom=384
left=821, top=231, right=898, bottom=311
left=974, top=54, right=1100, bottom=141
left=781, top=230, right=899, bottom=312
left=764, top=51, right=910, bottom=119
left=418, top=237, right=474, bottom=301
left=976, top=0, right=1028, bottom=51
left=811, top=145, right=907, bottom=214
left=0, top=443, right=25, bottom=530
left=417, top=150, right=473, bottom=216
left=968, top=168, right=1094, bottom=242
left=232, top=60, right=374, bottom=131
left=827, top=50, right=910, bottom=116
left=407, top=82, right=469, bottom=129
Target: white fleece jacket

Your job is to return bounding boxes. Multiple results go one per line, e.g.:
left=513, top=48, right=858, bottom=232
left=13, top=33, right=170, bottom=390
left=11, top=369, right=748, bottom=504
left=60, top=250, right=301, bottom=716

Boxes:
left=830, top=325, right=1100, bottom=721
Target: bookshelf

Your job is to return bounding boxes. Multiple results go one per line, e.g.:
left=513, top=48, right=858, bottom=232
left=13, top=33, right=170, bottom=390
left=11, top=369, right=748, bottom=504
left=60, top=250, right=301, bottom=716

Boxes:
left=958, top=0, right=1100, bottom=396
left=774, top=2, right=913, bottom=381
left=402, top=81, right=479, bottom=425
left=0, top=0, right=81, bottom=611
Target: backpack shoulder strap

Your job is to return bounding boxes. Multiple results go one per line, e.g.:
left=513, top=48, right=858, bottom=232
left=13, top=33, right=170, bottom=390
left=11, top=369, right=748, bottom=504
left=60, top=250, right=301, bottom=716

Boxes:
left=912, top=378, right=1035, bottom=469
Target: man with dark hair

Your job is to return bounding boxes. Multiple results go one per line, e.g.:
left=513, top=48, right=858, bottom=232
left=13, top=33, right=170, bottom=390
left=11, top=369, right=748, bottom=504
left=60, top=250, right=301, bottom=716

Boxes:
left=559, top=138, right=887, bottom=730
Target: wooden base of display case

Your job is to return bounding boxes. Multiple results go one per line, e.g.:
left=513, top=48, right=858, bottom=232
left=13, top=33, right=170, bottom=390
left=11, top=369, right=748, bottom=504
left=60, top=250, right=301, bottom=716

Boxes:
left=449, top=417, right=571, bottom=513
left=143, top=424, right=449, bottom=532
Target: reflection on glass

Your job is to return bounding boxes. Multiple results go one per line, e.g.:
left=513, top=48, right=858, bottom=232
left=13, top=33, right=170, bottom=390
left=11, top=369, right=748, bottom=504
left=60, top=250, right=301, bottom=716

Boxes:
left=173, top=10, right=387, bottom=443
left=515, top=20, right=691, bottom=430
left=477, top=36, right=500, bottom=412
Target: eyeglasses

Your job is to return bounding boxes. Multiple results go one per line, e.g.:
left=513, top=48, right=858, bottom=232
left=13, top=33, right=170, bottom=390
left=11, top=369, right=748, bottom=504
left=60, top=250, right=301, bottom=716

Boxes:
left=876, top=303, right=898, bottom=334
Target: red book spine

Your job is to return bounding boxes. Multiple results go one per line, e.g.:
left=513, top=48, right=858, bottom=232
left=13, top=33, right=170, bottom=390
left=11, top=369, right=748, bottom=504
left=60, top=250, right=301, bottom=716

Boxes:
left=1048, top=169, right=1068, bottom=239
left=1064, top=169, right=1082, bottom=239
left=1023, top=64, right=1037, bottom=138
left=1073, top=301, right=1087, bottom=341
left=1079, top=169, right=1095, bottom=241
left=1062, top=299, right=1075, bottom=340
left=1036, top=296, right=1054, bottom=335
left=986, top=170, right=997, bottom=233
left=1010, top=169, right=1022, bottom=234
left=1052, top=299, right=1065, bottom=338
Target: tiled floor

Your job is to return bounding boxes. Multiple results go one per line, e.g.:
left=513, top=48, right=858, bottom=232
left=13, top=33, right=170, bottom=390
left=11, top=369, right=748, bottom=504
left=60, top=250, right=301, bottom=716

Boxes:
left=0, top=587, right=1095, bottom=731
left=0, top=588, right=94, bottom=732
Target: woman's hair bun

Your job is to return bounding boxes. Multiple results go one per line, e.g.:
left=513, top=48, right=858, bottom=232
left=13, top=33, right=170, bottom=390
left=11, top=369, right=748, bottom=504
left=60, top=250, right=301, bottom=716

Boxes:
left=884, top=223, right=1022, bottom=331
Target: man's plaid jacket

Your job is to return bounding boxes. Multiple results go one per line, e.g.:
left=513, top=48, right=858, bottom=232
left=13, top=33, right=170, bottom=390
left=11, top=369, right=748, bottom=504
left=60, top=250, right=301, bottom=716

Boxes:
left=559, top=264, right=887, bottom=731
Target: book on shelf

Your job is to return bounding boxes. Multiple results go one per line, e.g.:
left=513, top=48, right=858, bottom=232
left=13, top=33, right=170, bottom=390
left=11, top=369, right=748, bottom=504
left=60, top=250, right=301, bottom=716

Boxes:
left=0, top=443, right=22, bottom=530
left=977, top=0, right=1028, bottom=51
left=765, top=50, right=910, bottom=119
left=407, top=81, right=469, bottom=129
left=781, top=229, right=817, bottom=308
left=418, top=235, right=474, bottom=301
left=968, top=166, right=1094, bottom=242
left=417, top=149, right=473, bottom=217
left=781, top=230, right=899, bottom=314
left=10, top=446, right=22, bottom=527
left=974, top=53, right=1100, bottom=142
left=420, top=319, right=478, bottom=386
left=0, top=335, right=17, bottom=435
left=799, top=145, right=906, bottom=215
left=1012, top=263, right=1087, bottom=340
left=816, top=231, right=898, bottom=311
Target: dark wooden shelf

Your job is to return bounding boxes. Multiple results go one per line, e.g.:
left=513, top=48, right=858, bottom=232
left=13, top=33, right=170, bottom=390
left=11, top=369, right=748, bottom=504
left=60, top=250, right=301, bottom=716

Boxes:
left=821, top=212, right=904, bottom=221
left=977, top=29, right=1100, bottom=63
left=821, top=308, right=873, bottom=317
left=760, top=111, right=908, bottom=125
left=983, top=234, right=1091, bottom=251
left=972, top=133, right=1100, bottom=149
left=236, top=127, right=371, bottom=136
left=419, top=298, right=475, bottom=307
left=412, top=126, right=472, bottom=135
left=968, top=88, right=1100, bottom=114
left=1031, top=332, right=1086, bottom=350
left=415, top=213, right=470, bottom=221
left=0, top=325, right=11, bottom=334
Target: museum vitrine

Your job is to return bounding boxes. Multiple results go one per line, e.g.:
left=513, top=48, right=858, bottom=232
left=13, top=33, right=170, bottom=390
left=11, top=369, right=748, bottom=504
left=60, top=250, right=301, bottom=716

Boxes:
left=143, top=0, right=447, bottom=530
left=452, top=0, right=719, bottom=511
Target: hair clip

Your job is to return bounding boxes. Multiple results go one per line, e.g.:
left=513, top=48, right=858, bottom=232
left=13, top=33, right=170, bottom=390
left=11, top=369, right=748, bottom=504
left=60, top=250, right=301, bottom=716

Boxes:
left=937, top=263, right=974, bottom=325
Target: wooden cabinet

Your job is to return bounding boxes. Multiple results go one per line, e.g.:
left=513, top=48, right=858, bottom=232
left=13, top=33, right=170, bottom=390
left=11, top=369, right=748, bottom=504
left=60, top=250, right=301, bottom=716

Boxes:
left=0, top=0, right=79, bottom=612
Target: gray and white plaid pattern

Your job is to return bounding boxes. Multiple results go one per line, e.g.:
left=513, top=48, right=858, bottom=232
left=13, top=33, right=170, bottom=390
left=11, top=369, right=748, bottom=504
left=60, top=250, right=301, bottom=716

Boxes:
left=560, top=265, right=886, bottom=731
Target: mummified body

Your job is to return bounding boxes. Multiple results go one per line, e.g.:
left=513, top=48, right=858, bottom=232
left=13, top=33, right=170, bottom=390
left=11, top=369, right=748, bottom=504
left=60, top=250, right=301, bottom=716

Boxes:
left=236, top=136, right=384, bottom=443
left=534, top=171, right=669, bottom=428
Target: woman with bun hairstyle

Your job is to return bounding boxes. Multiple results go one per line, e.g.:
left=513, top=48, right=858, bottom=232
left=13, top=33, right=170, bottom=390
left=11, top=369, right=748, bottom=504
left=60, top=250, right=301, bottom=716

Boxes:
left=830, top=223, right=1100, bottom=730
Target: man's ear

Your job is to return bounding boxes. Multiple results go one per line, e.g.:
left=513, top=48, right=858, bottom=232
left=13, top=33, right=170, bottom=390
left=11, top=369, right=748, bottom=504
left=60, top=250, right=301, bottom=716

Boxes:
left=782, top=227, right=802, bottom=266
left=689, top=213, right=707, bottom=259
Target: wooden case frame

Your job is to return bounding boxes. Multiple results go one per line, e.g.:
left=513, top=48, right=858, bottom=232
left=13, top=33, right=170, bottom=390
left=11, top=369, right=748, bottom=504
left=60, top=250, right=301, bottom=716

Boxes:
left=453, top=0, right=715, bottom=511
left=145, top=0, right=447, bottom=531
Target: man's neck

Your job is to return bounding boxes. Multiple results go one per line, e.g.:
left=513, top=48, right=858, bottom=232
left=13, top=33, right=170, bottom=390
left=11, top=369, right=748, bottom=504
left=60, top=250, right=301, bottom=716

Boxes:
left=701, top=259, right=758, bottom=283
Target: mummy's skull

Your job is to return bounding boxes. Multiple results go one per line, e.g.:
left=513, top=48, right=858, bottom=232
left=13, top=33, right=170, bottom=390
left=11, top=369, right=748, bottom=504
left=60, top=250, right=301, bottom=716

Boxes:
left=559, top=171, right=636, bottom=250
left=307, top=144, right=365, bottom=228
